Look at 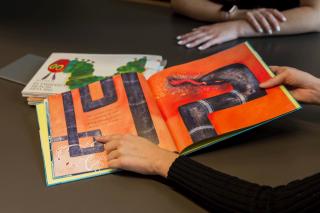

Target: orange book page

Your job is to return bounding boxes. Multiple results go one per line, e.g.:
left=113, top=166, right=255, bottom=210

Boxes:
left=48, top=73, right=175, bottom=178
left=148, top=43, right=300, bottom=152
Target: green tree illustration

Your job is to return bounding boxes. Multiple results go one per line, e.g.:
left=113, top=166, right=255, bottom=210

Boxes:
left=63, top=59, right=105, bottom=90
left=116, top=57, right=147, bottom=74
left=63, top=57, right=148, bottom=90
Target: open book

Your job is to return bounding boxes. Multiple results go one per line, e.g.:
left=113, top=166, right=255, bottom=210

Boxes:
left=36, top=42, right=301, bottom=186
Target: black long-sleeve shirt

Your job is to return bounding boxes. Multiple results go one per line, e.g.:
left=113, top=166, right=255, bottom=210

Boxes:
left=167, top=156, right=320, bottom=212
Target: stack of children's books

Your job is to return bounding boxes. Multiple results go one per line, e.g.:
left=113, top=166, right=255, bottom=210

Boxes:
left=22, top=54, right=166, bottom=105
left=31, top=43, right=300, bottom=186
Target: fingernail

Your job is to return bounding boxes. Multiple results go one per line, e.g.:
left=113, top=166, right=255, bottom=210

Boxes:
left=176, top=35, right=182, bottom=40
left=178, top=40, right=184, bottom=45
left=258, top=28, right=263, bottom=33
left=282, top=17, right=287, bottom=21
left=186, top=44, right=192, bottom=48
left=276, top=26, right=280, bottom=32
left=268, top=30, right=273, bottom=34
left=198, top=46, right=205, bottom=50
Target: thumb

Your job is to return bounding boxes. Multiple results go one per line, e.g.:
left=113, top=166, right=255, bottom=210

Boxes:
left=260, top=73, right=286, bottom=88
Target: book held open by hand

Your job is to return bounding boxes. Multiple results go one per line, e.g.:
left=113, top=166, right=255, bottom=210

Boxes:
left=36, top=42, right=300, bottom=186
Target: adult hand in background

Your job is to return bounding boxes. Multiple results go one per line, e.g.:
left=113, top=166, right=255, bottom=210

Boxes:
left=245, top=8, right=287, bottom=34
left=177, top=21, right=241, bottom=50
left=95, top=134, right=179, bottom=177
left=176, top=9, right=287, bottom=50
left=260, top=66, right=320, bottom=105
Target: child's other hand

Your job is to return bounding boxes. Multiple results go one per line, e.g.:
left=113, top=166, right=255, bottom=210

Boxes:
left=260, top=66, right=320, bottom=105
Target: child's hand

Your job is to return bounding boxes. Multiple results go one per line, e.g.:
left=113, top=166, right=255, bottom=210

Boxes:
left=260, top=66, right=320, bottom=105
left=95, top=134, right=179, bottom=177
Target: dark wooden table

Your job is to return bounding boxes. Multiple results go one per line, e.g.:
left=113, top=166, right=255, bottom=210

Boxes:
left=0, top=1, right=319, bottom=212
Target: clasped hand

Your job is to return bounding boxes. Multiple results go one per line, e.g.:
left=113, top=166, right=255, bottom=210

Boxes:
left=177, top=8, right=287, bottom=50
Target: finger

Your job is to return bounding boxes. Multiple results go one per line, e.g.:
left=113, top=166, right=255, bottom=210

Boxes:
left=108, top=159, right=121, bottom=169
left=180, top=33, right=207, bottom=45
left=259, top=73, right=286, bottom=88
left=94, top=136, right=110, bottom=143
left=178, top=25, right=210, bottom=40
left=178, top=32, right=206, bottom=45
left=107, top=150, right=121, bottom=161
left=254, top=11, right=272, bottom=34
left=176, top=32, right=194, bottom=40
left=185, top=35, right=214, bottom=48
left=246, top=11, right=263, bottom=33
left=95, top=134, right=122, bottom=143
left=261, top=10, right=281, bottom=32
left=177, top=30, right=201, bottom=41
left=192, top=26, right=207, bottom=31
left=270, top=9, right=287, bottom=22
left=288, top=90, right=306, bottom=103
left=108, top=157, right=130, bottom=170
left=269, top=66, right=287, bottom=75
left=104, top=140, right=121, bottom=153
left=198, top=38, right=220, bottom=50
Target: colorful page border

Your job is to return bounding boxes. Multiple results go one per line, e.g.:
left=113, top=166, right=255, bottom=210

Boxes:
left=36, top=102, right=116, bottom=186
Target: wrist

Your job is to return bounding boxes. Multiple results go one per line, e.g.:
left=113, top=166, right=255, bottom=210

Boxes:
left=235, top=20, right=256, bottom=38
left=220, top=5, right=249, bottom=21
left=154, top=151, right=179, bottom=178
left=231, top=10, right=248, bottom=20
left=314, top=79, right=320, bottom=105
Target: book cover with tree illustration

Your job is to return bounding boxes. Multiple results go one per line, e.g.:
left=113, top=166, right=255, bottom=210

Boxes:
left=36, top=43, right=300, bottom=186
left=22, top=53, right=165, bottom=98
